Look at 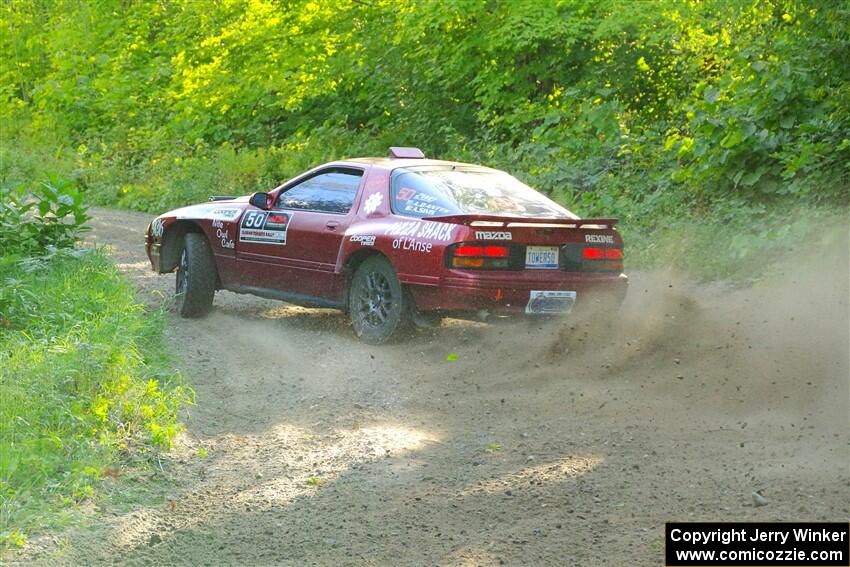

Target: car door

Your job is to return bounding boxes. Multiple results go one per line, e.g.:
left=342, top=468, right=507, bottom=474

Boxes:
left=235, top=167, right=364, bottom=301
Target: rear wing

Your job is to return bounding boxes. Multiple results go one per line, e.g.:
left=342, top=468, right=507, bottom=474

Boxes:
left=428, top=214, right=619, bottom=229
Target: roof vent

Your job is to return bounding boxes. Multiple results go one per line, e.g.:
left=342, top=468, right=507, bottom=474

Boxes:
left=388, top=146, right=425, bottom=159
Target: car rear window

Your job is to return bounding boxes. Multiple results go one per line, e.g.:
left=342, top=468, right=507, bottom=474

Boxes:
left=390, top=167, right=575, bottom=219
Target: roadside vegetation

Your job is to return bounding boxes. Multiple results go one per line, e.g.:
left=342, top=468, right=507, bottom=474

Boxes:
left=0, top=181, right=190, bottom=549
left=2, top=1, right=847, bottom=280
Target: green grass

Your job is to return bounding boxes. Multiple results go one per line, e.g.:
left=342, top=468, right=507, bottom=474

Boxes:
left=0, top=249, right=190, bottom=549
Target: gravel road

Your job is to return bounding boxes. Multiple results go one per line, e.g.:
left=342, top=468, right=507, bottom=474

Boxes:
left=11, top=208, right=849, bottom=566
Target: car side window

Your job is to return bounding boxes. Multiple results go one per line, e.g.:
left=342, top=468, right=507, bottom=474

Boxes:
left=275, top=169, right=363, bottom=214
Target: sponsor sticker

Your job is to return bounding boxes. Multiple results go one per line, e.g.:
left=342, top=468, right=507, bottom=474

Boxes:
left=265, top=212, right=291, bottom=230
left=475, top=231, right=512, bottom=240
left=239, top=210, right=291, bottom=245
left=384, top=220, right=456, bottom=242
left=151, top=218, right=165, bottom=238
left=397, top=191, right=453, bottom=216
left=585, top=233, right=614, bottom=244
left=216, top=227, right=235, bottom=249
left=363, top=192, right=383, bottom=214
left=210, top=207, right=242, bottom=221
left=391, top=237, right=432, bottom=254
left=526, top=290, right=576, bottom=315
left=175, top=205, right=243, bottom=221
left=350, top=235, right=376, bottom=246
left=396, top=188, right=417, bottom=201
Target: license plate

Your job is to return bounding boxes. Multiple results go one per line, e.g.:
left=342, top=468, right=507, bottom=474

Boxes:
left=525, top=290, right=577, bottom=315
left=525, top=246, right=559, bottom=269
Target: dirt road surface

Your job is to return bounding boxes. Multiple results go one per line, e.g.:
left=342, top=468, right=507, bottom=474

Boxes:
left=11, top=208, right=849, bottom=566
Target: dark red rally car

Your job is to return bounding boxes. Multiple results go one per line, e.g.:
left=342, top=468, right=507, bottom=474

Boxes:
left=145, top=147, right=627, bottom=343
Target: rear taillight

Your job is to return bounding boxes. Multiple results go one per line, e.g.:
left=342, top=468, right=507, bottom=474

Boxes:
left=560, top=243, right=623, bottom=272
left=579, top=246, right=623, bottom=271
left=583, top=247, right=623, bottom=260
left=448, top=243, right=511, bottom=269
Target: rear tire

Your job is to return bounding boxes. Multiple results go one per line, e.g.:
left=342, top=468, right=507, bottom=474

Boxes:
left=175, top=233, right=216, bottom=318
left=349, top=257, right=412, bottom=344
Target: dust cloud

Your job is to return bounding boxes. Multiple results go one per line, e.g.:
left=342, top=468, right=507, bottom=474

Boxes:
left=12, top=209, right=848, bottom=566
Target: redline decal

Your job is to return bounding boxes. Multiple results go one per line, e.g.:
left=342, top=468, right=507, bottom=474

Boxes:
left=585, top=234, right=614, bottom=244
left=265, top=213, right=291, bottom=229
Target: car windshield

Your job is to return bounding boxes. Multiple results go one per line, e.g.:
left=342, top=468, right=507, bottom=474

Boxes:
left=390, top=167, right=576, bottom=219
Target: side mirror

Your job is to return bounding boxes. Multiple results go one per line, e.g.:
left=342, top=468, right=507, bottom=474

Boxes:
left=249, top=192, right=271, bottom=210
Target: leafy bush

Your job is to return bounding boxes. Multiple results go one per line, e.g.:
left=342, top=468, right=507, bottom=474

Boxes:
left=0, top=179, right=89, bottom=258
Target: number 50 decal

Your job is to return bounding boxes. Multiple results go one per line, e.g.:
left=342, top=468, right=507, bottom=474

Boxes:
left=242, top=211, right=267, bottom=229
left=238, top=210, right=292, bottom=245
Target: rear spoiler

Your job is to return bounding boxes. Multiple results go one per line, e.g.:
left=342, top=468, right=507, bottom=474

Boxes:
left=428, top=214, right=619, bottom=229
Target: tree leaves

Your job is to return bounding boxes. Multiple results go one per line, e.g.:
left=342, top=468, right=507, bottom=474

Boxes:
left=1, top=0, right=847, bottom=213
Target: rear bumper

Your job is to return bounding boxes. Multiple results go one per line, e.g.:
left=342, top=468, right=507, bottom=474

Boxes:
left=410, top=270, right=628, bottom=315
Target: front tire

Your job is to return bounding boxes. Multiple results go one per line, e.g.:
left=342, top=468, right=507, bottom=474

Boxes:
left=349, top=257, right=412, bottom=344
left=175, top=233, right=216, bottom=318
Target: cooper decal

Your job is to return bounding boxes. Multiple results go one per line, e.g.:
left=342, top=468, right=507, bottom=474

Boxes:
left=475, top=231, right=512, bottom=240
left=239, top=211, right=291, bottom=245
left=151, top=218, right=165, bottom=238
left=350, top=235, right=376, bottom=246
left=176, top=205, right=242, bottom=221
left=585, top=234, right=614, bottom=244
left=210, top=207, right=242, bottom=221
left=363, top=192, right=383, bottom=214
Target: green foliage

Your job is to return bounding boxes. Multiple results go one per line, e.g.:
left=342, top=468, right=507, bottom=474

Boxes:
left=1, top=0, right=847, bottom=279
left=0, top=250, right=190, bottom=548
left=0, top=179, right=90, bottom=258
left=673, top=4, right=850, bottom=201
